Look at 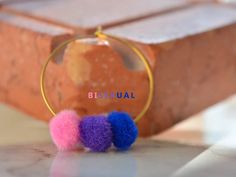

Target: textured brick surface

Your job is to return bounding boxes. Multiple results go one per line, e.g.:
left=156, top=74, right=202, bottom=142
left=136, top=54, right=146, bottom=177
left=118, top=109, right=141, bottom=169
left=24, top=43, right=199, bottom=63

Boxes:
left=0, top=11, right=73, bottom=120
left=105, top=4, right=236, bottom=135
left=1, top=1, right=236, bottom=136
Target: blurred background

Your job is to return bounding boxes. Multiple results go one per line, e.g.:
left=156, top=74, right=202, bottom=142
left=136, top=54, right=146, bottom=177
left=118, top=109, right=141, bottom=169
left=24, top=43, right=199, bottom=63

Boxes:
left=0, top=0, right=236, bottom=177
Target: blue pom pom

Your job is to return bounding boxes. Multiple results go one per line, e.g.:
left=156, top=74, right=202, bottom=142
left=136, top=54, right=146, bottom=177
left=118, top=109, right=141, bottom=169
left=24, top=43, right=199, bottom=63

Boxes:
left=80, top=115, right=112, bottom=152
left=108, top=111, right=138, bottom=150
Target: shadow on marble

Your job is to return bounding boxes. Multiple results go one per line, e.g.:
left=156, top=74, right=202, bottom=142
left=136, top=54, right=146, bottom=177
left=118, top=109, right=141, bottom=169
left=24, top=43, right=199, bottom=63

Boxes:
left=0, top=139, right=206, bottom=177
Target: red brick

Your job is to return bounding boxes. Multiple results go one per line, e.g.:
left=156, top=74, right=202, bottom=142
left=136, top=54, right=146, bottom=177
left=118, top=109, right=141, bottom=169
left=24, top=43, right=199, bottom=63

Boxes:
left=104, top=4, right=236, bottom=135
left=1, top=2, right=236, bottom=137
left=0, top=11, right=73, bottom=120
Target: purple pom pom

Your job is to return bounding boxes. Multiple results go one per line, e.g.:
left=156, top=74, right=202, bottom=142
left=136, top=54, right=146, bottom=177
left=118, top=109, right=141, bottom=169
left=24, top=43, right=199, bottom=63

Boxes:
left=79, top=115, right=112, bottom=152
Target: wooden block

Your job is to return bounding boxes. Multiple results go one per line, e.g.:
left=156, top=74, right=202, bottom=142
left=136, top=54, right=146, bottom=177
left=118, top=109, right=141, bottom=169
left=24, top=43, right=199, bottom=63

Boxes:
left=2, top=0, right=192, bottom=33
left=0, top=11, right=73, bottom=120
left=104, top=3, right=236, bottom=135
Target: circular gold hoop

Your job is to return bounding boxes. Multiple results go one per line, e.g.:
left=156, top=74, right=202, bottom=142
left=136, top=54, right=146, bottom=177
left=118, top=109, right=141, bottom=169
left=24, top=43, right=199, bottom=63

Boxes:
left=40, top=29, right=154, bottom=123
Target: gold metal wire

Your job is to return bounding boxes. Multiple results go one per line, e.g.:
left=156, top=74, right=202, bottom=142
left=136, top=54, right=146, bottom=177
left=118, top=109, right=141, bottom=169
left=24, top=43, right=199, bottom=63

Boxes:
left=40, top=28, right=154, bottom=123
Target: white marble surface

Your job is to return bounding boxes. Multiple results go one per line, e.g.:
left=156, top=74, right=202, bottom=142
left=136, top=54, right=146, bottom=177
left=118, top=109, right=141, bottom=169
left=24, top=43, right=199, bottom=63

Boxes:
left=0, top=105, right=50, bottom=146
left=1, top=95, right=236, bottom=177
left=0, top=140, right=206, bottom=177
left=174, top=131, right=236, bottom=177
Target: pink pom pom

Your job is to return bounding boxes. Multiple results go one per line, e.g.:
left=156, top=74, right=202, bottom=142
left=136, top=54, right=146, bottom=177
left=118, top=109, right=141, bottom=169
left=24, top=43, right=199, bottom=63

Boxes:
left=50, top=110, right=81, bottom=151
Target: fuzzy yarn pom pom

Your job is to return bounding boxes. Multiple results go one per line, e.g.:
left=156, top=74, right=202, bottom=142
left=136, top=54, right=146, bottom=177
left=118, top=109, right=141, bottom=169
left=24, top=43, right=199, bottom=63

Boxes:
left=79, top=115, right=112, bottom=152
left=50, top=110, right=81, bottom=151
left=108, top=111, right=138, bottom=150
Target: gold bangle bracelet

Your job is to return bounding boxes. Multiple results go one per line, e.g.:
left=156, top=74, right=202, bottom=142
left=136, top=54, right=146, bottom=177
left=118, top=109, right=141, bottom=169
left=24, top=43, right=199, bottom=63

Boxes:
left=40, top=28, right=154, bottom=123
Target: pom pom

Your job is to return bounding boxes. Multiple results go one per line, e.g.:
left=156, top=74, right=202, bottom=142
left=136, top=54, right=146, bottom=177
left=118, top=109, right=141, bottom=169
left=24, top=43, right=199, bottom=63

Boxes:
left=108, top=111, right=138, bottom=150
left=79, top=115, right=112, bottom=152
left=50, top=110, right=81, bottom=151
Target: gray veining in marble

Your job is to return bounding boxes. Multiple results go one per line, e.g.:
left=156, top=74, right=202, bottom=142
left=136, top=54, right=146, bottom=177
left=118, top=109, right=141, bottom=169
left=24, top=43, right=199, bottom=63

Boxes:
left=0, top=140, right=205, bottom=177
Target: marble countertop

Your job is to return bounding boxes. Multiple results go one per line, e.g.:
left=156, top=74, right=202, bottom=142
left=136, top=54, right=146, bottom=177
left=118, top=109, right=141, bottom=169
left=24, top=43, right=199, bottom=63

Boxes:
left=1, top=95, right=236, bottom=177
